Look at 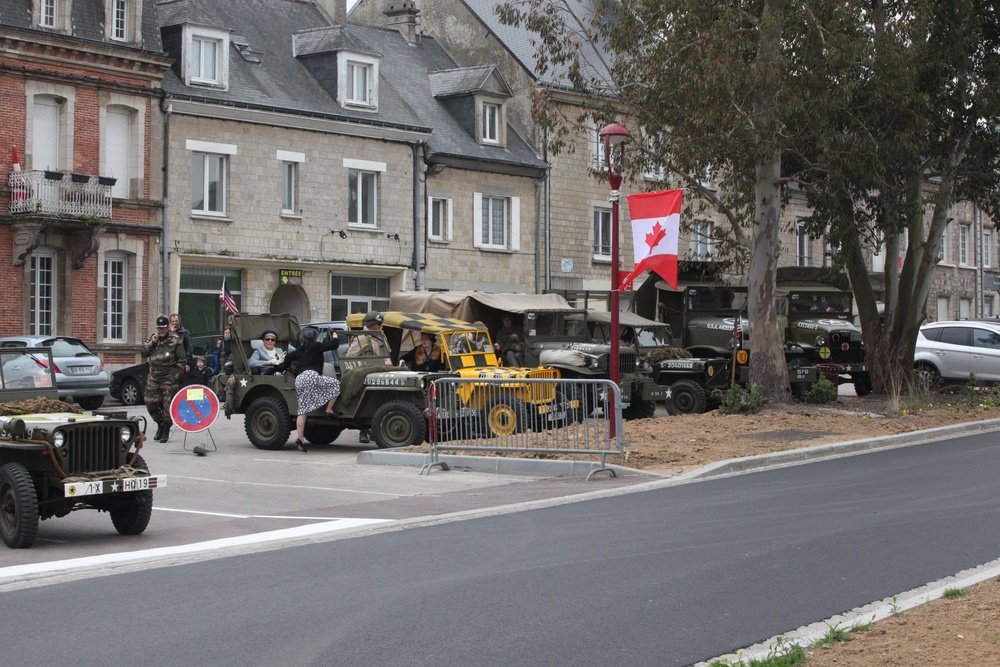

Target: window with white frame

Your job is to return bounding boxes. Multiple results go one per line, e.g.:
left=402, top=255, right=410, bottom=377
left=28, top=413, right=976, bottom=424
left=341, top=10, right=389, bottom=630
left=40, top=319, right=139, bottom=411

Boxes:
left=111, top=0, right=128, bottom=41
left=39, top=0, right=56, bottom=27
left=185, top=26, right=228, bottom=88
left=693, top=220, right=713, bottom=261
left=30, top=248, right=56, bottom=335
left=593, top=209, right=612, bottom=260
left=428, top=197, right=452, bottom=241
left=474, top=192, right=520, bottom=251
left=105, top=106, right=131, bottom=198
left=796, top=223, right=811, bottom=266
left=481, top=102, right=500, bottom=144
left=960, top=298, right=971, bottom=319
left=960, top=225, right=970, bottom=265
left=937, top=296, right=949, bottom=320
left=592, top=125, right=607, bottom=171
left=277, top=150, right=304, bottom=215
left=349, top=170, right=377, bottom=226
left=939, top=229, right=949, bottom=262
left=986, top=295, right=995, bottom=318
left=985, top=231, right=992, bottom=268
left=103, top=253, right=127, bottom=341
left=192, top=153, right=227, bottom=214
left=345, top=158, right=384, bottom=226
left=643, top=133, right=664, bottom=181
left=338, top=52, right=379, bottom=109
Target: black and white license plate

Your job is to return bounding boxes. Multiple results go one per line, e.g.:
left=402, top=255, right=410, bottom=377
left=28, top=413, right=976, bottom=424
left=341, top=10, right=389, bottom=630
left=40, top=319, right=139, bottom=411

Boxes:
left=64, top=475, right=165, bottom=498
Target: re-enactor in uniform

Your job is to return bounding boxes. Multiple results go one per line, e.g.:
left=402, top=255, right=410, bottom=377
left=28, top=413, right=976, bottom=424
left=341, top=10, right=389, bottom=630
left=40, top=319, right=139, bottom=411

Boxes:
left=141, top=314, right=187, bottom=443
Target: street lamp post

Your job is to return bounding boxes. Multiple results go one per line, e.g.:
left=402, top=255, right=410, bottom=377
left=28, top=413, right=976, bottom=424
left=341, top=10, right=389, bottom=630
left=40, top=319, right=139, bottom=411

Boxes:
left=599, top=122, right=630, bottom=429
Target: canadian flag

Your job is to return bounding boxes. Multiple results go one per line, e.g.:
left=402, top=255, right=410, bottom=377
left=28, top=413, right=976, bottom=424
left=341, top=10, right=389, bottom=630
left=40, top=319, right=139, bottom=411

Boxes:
left=619, top=189, right=682, bottom=290
left=11, top=145, right=21, bottom=172
left=10, top=145, right=27, bottom=203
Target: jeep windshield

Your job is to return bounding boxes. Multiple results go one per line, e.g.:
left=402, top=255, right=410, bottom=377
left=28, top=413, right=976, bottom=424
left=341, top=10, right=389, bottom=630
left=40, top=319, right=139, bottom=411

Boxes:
left=789, top=291, right=852, bottom=315
left=685, top=287, right=748, bottom=313
left=524, top=311, right=589, bottom=341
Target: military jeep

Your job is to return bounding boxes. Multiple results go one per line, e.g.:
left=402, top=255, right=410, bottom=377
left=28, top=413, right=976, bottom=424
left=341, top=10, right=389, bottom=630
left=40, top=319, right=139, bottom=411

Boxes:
left=215, top=313, right=451, bottom=450
left=346, top=311, right=572, bottom=437
left=0, top=346, right=161, bottom=549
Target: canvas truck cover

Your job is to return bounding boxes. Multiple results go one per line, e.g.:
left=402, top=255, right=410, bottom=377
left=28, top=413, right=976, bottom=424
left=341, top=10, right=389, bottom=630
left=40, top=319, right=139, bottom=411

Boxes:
left=389, top=291, right=577, bottom=322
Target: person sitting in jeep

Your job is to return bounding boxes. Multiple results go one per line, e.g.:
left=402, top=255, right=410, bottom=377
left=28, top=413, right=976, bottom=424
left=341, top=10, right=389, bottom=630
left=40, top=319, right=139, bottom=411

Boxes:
left=347, top=312, right=392, bottom=357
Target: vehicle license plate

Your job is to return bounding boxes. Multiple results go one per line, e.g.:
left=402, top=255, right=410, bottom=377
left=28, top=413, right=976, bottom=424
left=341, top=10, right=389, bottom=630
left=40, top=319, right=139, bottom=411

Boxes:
left=69, top=365, right=93, bottom=375
left=64, top=475, right=165, bottom=498
left=546, top=410, right=567, bottom=422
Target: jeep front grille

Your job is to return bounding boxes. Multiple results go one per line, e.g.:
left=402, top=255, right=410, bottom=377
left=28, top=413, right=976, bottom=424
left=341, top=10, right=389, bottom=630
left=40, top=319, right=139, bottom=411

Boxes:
left=61, top=424, right=126, bottom=475
left=620, top=349, right=639, bottom=374
left=827, top=335, right=865, bottom=364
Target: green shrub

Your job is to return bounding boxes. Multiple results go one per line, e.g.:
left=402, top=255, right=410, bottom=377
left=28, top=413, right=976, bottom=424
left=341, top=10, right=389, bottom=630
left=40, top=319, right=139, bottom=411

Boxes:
left=719, top=384, right=766, bottom=414
left=804, top=377, right=838, bottom=404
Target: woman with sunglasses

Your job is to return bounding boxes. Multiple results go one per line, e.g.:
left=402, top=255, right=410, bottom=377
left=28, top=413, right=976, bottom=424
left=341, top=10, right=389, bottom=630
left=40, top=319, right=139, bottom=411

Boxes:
left=249, top=329, right=284, bottom=375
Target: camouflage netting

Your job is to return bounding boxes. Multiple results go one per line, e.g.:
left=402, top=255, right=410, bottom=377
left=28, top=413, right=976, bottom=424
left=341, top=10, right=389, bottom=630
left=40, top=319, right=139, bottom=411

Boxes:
left=645, top=346, right=693, bottom=364
left=0, top=398, right=82, bottom=416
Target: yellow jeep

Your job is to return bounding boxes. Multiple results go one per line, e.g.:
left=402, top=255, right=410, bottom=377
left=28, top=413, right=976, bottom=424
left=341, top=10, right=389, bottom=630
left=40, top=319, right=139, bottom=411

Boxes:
left=346, top=312, right=570, bottom=436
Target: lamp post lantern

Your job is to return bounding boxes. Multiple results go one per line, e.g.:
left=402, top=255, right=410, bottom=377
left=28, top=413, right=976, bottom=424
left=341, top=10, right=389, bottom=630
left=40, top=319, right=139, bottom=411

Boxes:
left=599, top=122, right=631, bottom=423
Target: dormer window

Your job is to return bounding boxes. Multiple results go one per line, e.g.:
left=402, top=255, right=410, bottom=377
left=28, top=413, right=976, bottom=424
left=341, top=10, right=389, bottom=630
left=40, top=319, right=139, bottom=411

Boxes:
left=338, top=52, right=379, bottom=110
left=477, top=97, right=506, bottom=147
left=40, top=0, right=56, bottom=27
left=111, top=0, right=128, bottom=40
left=183, top=25, right=230, bottom=90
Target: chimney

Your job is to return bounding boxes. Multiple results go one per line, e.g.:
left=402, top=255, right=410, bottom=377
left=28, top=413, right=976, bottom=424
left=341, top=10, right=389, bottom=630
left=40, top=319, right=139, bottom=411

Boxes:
left=316, top=0, right=348, bottom=27
left=385, top=1, right=419, bottom=44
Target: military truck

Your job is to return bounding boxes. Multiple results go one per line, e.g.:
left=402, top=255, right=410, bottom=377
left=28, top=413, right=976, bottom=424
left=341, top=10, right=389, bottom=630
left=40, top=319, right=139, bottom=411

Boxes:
left=653, top=283, right=820, bottom=407
left=215, top=313, right=451, bottom=450
left=388, top=291, right=663, bottom=420
left=0, top=346, right=161, bottom=549
left=777, top=267, right=871, bottom=396
left=347, top=311, right=571, bottom=437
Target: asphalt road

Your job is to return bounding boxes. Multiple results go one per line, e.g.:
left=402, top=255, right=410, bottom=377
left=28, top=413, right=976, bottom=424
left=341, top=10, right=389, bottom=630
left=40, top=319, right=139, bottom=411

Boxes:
left=2, top=426, right=999, bottom=667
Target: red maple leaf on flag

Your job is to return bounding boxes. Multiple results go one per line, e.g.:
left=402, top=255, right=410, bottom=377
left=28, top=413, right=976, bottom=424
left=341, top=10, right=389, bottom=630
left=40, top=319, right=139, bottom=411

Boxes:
left=645, top=222, right=667, bottom=253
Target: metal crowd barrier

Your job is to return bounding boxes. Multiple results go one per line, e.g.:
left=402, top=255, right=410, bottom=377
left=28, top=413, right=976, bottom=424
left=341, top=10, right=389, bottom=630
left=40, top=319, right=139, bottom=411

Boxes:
left=422, top=377, right=625, bottom=480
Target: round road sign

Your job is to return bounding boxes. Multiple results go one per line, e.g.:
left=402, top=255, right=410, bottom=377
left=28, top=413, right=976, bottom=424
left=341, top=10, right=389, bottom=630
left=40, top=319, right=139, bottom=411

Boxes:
left=169, top=384, right=221, bottom=433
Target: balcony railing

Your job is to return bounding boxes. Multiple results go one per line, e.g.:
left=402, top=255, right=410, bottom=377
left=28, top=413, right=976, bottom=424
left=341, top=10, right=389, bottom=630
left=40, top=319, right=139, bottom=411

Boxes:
left=8, top=170, right=114, bottom=219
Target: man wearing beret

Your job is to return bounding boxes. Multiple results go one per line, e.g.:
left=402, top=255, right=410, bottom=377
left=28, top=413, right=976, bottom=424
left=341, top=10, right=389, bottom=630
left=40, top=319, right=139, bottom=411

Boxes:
left=141, top=314, right=187, bottom=442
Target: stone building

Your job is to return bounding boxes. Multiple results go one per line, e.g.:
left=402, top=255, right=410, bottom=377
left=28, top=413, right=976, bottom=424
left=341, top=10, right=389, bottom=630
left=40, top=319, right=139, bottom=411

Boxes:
left=156, top=0, right=546, bottom=339
left=0, top=0, right=171, bottom=367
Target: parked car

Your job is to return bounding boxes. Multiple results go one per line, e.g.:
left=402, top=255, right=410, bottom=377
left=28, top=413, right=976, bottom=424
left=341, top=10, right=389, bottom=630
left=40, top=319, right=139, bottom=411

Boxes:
left=914, top=320, right=1000, bottom=383
left=109, top=332, right=220, bottom=406
left=0, top=335, right=109, bottom=410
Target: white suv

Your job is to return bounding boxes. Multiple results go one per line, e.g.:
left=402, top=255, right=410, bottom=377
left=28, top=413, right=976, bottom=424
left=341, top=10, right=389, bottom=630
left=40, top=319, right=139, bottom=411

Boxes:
left=914, top=320, right=1000, bottom=383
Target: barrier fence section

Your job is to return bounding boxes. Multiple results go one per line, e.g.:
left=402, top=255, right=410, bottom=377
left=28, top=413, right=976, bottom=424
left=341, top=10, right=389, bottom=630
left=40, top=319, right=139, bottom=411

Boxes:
left=422, top=377, right=625, bottom=480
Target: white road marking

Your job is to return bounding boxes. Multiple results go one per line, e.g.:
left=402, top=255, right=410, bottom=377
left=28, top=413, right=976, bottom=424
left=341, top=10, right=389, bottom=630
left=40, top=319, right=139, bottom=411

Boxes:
left=167, top=475, right=401, bottom=496
left=155, top=507, right=364, bottom=521
left=0, top=517, right=390, bottom=583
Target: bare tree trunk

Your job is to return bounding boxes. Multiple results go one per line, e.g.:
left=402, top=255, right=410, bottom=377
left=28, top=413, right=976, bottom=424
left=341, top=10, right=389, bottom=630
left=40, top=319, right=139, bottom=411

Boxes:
left=748, top=155, right=791, bottom=403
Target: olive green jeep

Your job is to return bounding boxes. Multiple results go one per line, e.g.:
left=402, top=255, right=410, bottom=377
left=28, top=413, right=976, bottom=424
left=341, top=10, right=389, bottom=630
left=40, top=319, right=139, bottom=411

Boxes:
left=215, top=313, right=452, bottom=450
left=0, top=346, right=161, bottom=549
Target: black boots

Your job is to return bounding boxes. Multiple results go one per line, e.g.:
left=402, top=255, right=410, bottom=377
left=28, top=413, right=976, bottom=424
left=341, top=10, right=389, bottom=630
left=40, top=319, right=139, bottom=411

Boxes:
left=157, top=423, right=171, bottom=442
left=152, top=424, right=164, bottom=441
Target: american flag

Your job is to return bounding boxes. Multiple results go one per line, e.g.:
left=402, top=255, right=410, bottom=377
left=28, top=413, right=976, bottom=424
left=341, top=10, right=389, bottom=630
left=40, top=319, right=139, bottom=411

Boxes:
left=219, top=278, right=238, bottom=314
left=732, top=318, right=744, bottom=345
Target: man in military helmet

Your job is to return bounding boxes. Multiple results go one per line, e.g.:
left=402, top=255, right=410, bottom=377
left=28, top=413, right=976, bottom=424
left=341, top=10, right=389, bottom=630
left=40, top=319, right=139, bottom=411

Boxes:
left=141, top=314, right=187, bottom=442
left=346, top=311, right=392, bottom=357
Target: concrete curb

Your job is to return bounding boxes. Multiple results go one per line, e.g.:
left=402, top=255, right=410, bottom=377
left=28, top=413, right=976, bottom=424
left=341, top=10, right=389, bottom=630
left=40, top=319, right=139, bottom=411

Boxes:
left=359, top=417, right=1000, bottom=478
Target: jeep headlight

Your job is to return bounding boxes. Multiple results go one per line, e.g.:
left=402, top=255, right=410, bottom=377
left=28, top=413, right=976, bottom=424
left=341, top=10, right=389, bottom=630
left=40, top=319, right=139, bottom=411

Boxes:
left=591, top=357, right=601, bottom=369
left=815, top=334, right=827, bottom=347
left=53, top=430, right=66, bottom=448
left=120, top=425, right=134, bottom=443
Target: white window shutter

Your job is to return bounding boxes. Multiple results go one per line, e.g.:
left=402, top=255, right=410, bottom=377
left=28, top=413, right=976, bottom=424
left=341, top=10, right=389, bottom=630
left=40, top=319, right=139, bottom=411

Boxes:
left=446, top=198, right=453, bottom=241
left=510, top=196, right=520, bottom=251
left=426, top=195, right=433, bottom=239
left=33, top=97, right=59, bottom=170
left=106, top=107, right=130, bottom=198
left=473, top=192, right=483, bottom=248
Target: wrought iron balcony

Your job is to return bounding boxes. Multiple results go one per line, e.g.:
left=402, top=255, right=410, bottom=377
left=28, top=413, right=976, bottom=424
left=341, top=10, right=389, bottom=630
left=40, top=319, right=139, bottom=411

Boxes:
left=8, top=170, right=115, bottom=219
